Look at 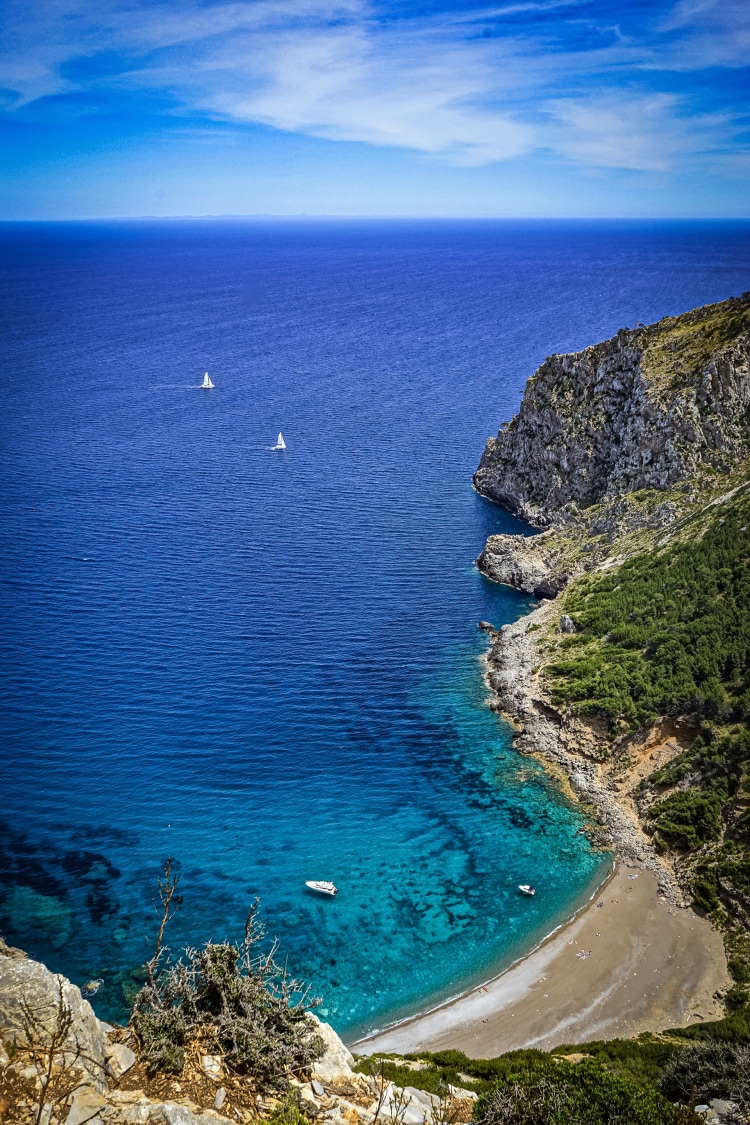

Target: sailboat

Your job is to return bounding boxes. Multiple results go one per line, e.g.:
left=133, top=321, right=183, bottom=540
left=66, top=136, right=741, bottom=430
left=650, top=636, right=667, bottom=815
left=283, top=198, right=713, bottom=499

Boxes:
left=201, top=372, right=215, bottom=389
left=272, top=432, right=286, bottom=450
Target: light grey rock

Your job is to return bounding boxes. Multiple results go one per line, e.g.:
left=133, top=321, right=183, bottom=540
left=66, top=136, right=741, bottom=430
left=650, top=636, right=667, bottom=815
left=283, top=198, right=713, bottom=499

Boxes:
left=106, top=1042, right=137, bottom=1080
left=308, top=1014, right=354, bottom=1081
left=200, top=1055, right=223, bottom=1082
left=100, top=1094, right=233, bottom=1125
left=65, top=1088, right=106, bottom=1125
left=213, top=1088, right=226, bottom=1111
left=298, top=1085, right=322, bottom=1116
left=0, top=944, right=110, bottom=1092
left=311, top=1080, right=326, bottom=1098
left=403, top=1087, right=437, bottom=1110
left=446, top=1086, right=478, bottom=1101
left=558, top=614, right=576, bottom=634
left=477, top=533, right=568, bottom=598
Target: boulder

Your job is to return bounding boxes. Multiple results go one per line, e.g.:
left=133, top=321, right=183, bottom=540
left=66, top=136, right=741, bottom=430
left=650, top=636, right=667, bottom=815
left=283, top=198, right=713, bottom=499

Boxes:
left=65, top=1088, right=106, bottom=1125
left=308, top=1015, right=354, bottom=1082
left=105, top=1042, right=136, bottom=1080
left=477, top=534, right=568, bottom=598
left=0, top=943, right=109, bottom=1091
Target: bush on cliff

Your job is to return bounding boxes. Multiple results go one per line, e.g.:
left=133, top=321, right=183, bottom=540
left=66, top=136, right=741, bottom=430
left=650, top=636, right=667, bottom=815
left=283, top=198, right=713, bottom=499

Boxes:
left=659, top=1040, right=750, bottom=1108
left=130, top=861, right=323, bottom=1082
left=473, top=1056, right=696, bottom=1125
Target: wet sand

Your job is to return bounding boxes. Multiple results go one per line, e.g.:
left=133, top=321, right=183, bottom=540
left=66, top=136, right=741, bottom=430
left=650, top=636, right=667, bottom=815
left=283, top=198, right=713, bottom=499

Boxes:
left=352, top=867, right=730, bottom=1058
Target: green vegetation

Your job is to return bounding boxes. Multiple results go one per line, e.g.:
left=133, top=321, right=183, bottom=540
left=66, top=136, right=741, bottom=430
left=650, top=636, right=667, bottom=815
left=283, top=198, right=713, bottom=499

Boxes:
left=359, top=1037, right=750, bottom=1124
left=640, top=293, right=750, bottom=395
left=473, top=1056, right=694, bottom=1125
left=546, top=491, right=750, bottom=732
left=359, top=1045, right=700, bottom=1124
left=268, top=1091, right=313, bottom=1125
left=540, top=475, right=750, bottom=1016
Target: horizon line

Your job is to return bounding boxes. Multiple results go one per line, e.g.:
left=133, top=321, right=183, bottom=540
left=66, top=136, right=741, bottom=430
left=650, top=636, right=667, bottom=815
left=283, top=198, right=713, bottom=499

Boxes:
left=2, top=213, right=750, bottom=224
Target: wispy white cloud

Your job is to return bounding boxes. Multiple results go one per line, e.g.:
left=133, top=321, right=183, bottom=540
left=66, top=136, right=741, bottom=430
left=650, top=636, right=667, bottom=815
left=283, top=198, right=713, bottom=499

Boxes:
left=545, top=93, right=735, bottom=172
left=0, top=0, right=747, bottom=175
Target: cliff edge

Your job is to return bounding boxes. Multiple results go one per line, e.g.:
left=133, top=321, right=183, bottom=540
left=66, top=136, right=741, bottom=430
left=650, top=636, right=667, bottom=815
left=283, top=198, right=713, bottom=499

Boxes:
left=474, top=294, right=750, bottom=531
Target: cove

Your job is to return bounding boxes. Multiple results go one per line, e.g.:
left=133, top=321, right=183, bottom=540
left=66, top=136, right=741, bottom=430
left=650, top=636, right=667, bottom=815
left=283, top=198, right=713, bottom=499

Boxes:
left=1, top=219, right=748, bottom=1037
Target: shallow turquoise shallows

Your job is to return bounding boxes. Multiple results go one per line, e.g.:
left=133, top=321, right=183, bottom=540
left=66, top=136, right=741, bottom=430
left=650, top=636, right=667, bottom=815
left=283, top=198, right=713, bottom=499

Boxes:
left=2, top=220, right=748, bottom=1038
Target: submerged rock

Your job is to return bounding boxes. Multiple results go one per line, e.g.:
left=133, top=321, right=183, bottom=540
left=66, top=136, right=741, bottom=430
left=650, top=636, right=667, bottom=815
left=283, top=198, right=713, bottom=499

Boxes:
left=1, top=885, right=75, bottom=950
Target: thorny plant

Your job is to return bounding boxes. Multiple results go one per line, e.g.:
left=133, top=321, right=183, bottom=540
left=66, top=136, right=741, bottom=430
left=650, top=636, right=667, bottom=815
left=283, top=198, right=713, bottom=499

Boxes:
left=130, top=860, right=324, bottom=1084
left=1, top=976, right=109, bottom=1125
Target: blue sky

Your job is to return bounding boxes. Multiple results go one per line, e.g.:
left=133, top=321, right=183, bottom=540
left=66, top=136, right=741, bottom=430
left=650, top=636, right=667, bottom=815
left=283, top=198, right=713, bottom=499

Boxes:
left=1, top=0, right=748, bottom=218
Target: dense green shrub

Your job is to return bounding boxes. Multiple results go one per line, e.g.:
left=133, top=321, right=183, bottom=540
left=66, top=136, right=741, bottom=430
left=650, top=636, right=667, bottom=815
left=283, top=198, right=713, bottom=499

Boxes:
left=473, top=1057, right=695, bottom=1125
left=546, top=496, right=750, bottom=731
left=659, top=1040, right=750, bottom=1104
left=650, top=790, right=724, bottom=851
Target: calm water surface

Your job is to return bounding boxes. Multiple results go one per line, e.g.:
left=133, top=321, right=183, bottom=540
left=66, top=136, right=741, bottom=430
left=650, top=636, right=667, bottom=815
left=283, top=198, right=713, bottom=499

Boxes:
left=1, top=220, right=748, bottom=1037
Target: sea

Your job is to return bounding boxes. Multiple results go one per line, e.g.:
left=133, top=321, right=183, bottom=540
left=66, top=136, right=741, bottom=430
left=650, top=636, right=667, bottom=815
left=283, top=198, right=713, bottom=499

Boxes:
left=1, top=219, right=749, bottom=1040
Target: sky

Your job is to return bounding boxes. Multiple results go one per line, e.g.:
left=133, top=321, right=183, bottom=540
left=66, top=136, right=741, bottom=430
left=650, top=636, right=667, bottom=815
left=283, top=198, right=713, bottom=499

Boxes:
left=0, top=0, right=748, bottom=218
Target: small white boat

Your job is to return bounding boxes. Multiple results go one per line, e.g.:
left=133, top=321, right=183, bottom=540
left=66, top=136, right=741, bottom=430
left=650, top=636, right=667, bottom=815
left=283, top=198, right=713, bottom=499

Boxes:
left=305, top=880, right=337, bottom=897
left=271, top=432, right=286, bottom=450
left=518, top=884, right=535, bottom=897
left=200, top=372, right=215, bottom=389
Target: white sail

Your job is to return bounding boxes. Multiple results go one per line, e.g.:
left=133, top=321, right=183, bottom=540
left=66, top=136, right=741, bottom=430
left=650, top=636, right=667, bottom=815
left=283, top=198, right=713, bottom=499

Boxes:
left=276, top=432, right=286, bottom=449
left=201, top=372, right=214, bottom=389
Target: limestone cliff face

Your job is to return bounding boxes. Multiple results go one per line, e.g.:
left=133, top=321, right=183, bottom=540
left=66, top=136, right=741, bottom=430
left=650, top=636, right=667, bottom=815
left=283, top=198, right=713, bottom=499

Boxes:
left=474, top=295, right=750, bottom=530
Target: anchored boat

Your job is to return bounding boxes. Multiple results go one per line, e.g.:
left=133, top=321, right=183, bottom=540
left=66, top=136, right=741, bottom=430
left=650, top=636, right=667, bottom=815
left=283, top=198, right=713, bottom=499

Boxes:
left=518, top=884, right=535, bottom=896
left=305, top=880, right=337, bottom=897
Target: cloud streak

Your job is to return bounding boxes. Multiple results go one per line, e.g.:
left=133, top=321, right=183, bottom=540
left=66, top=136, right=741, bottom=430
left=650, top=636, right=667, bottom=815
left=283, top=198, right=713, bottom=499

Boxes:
left=0, top=0, right=747, bottom=174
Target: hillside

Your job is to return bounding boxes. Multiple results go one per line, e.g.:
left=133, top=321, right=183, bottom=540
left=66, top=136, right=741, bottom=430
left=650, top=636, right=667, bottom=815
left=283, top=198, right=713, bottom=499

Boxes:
left=474, top=293, right=750, bottom=1006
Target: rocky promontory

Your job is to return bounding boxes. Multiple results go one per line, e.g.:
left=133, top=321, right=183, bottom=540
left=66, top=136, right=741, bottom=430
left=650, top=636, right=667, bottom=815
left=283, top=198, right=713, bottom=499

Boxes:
left=0, top=940, right=476, bottom=1125
left=474, top=294, right=750, bottom=532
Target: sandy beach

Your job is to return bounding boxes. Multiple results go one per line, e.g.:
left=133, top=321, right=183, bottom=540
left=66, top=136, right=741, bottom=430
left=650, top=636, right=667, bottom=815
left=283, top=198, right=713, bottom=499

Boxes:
left=352, top=866, right=729, bottom=1058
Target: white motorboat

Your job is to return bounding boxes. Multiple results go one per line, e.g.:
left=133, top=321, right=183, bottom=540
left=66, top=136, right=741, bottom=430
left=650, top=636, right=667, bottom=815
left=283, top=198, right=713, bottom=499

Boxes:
left=201, top=372, right=215, bottom=389
left=305, top=880, right=337, bottom=897
left=272, top=432, right=286, bottom=450
left=518, top=884, right=535, bottom=896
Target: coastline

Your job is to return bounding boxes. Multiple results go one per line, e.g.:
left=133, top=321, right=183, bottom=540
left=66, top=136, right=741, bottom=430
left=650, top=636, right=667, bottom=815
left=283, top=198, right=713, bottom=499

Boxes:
left=351, top=591, right=731, bottom=1057
left=351, top=864, right=729, bottom=1057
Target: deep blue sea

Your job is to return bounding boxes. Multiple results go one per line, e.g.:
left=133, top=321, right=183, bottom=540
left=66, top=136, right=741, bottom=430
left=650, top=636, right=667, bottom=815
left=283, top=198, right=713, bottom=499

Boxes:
left=1, top=219, right=749, bottom=1040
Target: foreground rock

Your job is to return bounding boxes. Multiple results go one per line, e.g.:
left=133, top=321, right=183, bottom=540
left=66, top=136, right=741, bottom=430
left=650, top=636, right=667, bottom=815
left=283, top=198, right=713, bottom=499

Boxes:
left=0, top=940, right=473, bottom=1125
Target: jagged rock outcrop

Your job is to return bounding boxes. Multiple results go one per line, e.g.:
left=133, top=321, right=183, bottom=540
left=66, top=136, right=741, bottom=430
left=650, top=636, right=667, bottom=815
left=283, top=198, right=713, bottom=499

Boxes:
left=477, top=532, right=568, bottom=598
left=484, top=607, right=682, bottom=899
left=0, top=938, right=111, bottom=1092
left=474, top=295, right=750, bottom=529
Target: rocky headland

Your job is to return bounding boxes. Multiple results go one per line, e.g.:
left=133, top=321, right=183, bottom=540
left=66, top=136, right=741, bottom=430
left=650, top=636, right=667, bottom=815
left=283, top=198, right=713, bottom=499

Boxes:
left=473, top=293, right=750, bottom=967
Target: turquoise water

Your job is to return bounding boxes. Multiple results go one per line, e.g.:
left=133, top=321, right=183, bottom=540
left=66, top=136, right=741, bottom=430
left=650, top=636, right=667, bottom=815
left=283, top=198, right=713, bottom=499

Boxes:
left=2, top=219, right=747, bottom=1038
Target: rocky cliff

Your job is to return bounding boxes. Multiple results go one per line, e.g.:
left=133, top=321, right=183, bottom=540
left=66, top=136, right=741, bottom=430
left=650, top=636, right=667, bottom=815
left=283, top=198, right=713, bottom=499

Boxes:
left=474, top=294, right=750, bottom=531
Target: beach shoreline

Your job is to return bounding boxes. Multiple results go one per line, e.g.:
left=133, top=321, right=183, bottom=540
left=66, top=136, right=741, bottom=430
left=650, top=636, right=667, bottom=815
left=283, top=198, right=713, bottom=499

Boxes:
left=350, top=864, right=729, bottom=1058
